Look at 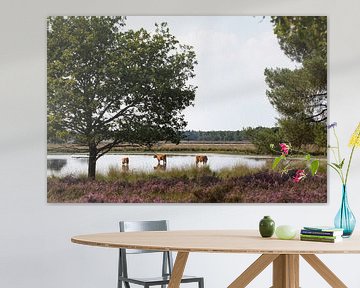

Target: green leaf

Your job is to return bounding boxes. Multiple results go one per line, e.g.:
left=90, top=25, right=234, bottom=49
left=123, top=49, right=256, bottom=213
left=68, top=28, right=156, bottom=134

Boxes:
left=339, top=158, right=345, bottom=169
left=310, top=160, right=320, bottom=176
left=272, top=156, right=282, bottom=169
left=269, top=143, right=275, bottom=149
left=305, top=154, right=311, bottom=161
left=328, top=163, right=341, bottom=173
left=332, top=161, right=344, bottom=169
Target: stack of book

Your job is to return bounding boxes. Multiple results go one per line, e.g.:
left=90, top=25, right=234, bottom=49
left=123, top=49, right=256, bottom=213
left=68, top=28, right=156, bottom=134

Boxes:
left=300, top=226, right=344, bottom=243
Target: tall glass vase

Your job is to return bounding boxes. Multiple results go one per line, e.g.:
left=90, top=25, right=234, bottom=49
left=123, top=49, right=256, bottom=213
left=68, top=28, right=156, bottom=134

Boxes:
left=334, top=185, right=356, bottom=237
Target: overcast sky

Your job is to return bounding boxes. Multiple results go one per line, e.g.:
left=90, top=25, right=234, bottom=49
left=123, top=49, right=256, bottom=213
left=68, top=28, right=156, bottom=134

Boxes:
left=125, top=16, right=297, bottom=131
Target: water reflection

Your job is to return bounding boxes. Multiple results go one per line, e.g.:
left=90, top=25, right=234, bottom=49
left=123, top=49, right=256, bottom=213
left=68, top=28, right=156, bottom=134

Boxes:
left=47, top=158, right=67, bottom=172
left=47, top=153, right=268, bottom=177
left=72, top=156, right=89, bottom=164
left=121, top=165, right=130, bottom=172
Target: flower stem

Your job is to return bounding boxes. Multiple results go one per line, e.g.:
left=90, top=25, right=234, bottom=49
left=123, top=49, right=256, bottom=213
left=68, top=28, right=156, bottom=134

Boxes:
left=345, top=145, right=356, bottom=185
left=333, top=127, right=345, bottom=184
left=334, top=127, right=342, bottom=162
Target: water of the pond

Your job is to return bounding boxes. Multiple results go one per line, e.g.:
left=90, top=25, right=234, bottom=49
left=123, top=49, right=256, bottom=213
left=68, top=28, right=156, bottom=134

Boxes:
left=47, top=153, right=270, bottom=177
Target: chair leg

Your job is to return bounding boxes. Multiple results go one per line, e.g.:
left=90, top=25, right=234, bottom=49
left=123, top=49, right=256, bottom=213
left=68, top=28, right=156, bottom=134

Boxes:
left=199, top=278, right=204, bottom=288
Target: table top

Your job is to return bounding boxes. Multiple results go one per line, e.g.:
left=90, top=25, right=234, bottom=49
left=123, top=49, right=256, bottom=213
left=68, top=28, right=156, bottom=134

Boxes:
left=71, top=230, right=360, bottom=254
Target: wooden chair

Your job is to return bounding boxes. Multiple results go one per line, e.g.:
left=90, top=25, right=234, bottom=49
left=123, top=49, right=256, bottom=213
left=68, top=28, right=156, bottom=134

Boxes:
left=118, top=220, right=204, bottom=288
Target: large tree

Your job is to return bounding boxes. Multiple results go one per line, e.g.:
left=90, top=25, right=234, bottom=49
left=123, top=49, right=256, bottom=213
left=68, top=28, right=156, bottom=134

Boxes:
left=265, top=16, right=327, bottom=124
left=47, top=16, right=197, bottom=178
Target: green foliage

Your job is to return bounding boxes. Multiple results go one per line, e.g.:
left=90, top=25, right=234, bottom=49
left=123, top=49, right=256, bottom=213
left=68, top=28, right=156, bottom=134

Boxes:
left=245, top=127, right=282, bottom=154
left=270, top=16, right=327, bottom=62
left=217, top=164, right=265, bottom=179
left=271, top=140, right=323, bottom=181
left=94, top=164, right=215, bottom=183
left=310, top=160, right=320, bottom=176
left=278, top=118, right=315, bottom=148
left=183, top=130, right=249, bottom=142
left=277, top=119, right=327, bottom=150
left=313, top=122, right=327, bottom=148
left=47, top=16, right=197, bottom=178
left=265, top=16, right=327, bottom=128
left=272, top=156, right=283, bottom=169
left=264, top=66, right=327, bottom=123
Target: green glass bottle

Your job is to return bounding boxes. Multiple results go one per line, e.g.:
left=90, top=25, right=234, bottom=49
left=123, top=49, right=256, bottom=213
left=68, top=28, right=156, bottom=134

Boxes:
left=259, top=216, right=275, bottom=238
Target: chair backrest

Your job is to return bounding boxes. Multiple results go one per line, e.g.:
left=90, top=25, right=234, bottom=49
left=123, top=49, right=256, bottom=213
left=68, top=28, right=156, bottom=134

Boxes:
left=118, top=220, right=174, bottom=283
left=119, top=220, right=169, bottom=254
left=120, top=220, right=168, bottom=232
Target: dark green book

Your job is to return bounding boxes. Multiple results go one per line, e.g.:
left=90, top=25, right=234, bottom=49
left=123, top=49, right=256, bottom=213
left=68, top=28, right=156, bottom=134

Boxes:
left=300, top=234, right=339, bottom=240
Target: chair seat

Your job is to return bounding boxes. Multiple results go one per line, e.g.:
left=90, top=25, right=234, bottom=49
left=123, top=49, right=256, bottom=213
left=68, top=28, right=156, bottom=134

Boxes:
left=119, top=274, right=203, bottom=286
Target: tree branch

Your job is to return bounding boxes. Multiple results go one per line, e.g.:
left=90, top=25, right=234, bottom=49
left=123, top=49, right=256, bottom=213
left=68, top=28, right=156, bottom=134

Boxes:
left=101, top=103, right=135, bottom=125
left=96, top=139, right=122, bottom=159
left=305, top=109, right=327, bottom=122
left=94, top=99, right=116, bottom=125
left=308, top=92, right=327, bottom=98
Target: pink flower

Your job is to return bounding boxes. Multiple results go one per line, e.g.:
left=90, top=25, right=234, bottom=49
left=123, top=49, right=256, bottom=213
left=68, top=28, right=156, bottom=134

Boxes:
left=279, top=143, right=290, bottom=155
left=293, top=169, right=306, bottom=183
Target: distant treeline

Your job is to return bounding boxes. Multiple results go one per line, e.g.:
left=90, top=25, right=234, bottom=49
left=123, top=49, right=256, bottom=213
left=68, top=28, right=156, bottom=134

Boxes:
left=183, top=124, right=327, bottom=155
left=183, top=130, right=250, bottom=142
left=49, top=126, right=326, bottom=155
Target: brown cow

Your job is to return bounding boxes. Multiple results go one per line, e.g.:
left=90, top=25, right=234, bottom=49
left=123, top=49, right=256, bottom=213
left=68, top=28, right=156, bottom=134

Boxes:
left=154, top=154, right=167, bottom=164
left=122, top=157, right=129, bottom=166
left=196, top=155, right=208, bottom=165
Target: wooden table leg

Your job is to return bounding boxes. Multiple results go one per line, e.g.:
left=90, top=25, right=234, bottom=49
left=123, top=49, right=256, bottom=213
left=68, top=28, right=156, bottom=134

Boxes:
left=272, top=254, right=299, bottom=288
left=228, top=254, right=279, bottom=288
left=168, top=252, right=189, bottom=288
left=301, top=254, right=347, bottom=288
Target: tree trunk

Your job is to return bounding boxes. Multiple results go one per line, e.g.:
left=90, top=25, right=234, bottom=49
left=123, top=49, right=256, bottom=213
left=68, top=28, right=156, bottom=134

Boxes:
left=88, top=143, right=97, bottom=179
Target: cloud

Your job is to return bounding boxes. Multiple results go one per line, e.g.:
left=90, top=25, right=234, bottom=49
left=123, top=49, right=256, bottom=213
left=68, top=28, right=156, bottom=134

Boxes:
left=125, top=16, right=297, bottom=130
left=178, top=25, right=297, bottom=129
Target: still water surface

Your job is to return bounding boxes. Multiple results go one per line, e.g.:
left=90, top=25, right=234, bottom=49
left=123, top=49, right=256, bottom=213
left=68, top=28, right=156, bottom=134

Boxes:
left=47, top=153, right=269, bottom=177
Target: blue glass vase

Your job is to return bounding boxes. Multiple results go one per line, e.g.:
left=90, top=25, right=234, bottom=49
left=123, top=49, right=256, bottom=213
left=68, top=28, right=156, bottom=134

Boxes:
left=334, top=185, right=356, bottom=237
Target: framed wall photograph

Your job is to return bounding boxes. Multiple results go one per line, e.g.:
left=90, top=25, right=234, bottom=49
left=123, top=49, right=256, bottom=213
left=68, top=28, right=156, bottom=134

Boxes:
left=47, top=16, right=327, bottom=203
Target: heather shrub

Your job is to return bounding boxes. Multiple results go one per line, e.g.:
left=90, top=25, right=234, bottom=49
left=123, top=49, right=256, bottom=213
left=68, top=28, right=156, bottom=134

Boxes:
left=47, top=166, right=327, bottom=203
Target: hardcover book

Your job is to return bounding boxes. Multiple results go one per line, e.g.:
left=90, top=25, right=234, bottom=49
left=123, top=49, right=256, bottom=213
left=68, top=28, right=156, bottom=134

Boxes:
left=303, top=226, right=344, bottom=232
left=300, top=236, right=343, bottom=243
left=300, top=234, right=341, bottom=240
left=301, top=229, right=343, bottom=237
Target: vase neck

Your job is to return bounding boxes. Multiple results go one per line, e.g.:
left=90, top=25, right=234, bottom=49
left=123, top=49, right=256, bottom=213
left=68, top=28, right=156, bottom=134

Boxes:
left=342, top=184, right=348, bottom=203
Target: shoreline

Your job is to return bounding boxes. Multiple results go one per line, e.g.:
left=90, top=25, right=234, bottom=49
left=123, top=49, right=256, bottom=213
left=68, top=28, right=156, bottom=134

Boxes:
left=47, top=150, right=327, bottom=160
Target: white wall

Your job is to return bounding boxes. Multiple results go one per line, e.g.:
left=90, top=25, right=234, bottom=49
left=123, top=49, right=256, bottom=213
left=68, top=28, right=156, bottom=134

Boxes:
left=1, top=0, right=360, bottom=287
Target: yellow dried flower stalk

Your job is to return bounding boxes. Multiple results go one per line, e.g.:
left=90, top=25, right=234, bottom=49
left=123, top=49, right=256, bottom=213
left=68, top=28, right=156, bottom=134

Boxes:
left=349, top=122, right=360, bottom=148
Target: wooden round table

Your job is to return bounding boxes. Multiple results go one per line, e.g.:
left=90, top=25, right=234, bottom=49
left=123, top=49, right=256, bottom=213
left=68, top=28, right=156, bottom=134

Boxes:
left=72, top=230, right=360, bottom=288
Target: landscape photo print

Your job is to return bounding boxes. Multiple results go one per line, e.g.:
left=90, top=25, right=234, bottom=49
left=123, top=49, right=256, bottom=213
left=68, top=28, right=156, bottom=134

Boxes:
left=47, top=16, right=327, bottom=203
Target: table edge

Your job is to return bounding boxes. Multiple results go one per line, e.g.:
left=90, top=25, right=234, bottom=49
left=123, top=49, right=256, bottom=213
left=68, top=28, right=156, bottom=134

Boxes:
left=71, top=235, right=360, bottom=255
